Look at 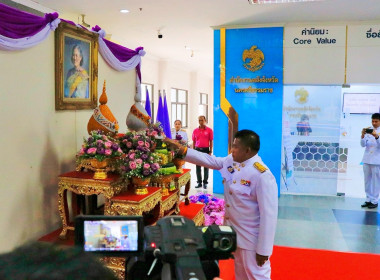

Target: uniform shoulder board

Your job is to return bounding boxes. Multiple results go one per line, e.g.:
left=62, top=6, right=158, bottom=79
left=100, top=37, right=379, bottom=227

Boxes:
left=253, top=162, right=267, bottom=173
left=181, top=129, right=186, bottom=132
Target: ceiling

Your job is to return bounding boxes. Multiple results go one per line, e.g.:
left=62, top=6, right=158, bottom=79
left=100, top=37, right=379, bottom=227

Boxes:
left=12, top=0, right=380, bottom=78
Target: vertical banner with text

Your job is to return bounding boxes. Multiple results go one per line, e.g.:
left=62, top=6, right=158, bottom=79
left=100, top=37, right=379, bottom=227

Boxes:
left=213, top=27, right=283, bottom=194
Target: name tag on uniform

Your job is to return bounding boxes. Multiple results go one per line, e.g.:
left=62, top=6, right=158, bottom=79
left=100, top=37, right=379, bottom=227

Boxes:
left=240, top=179, right=251, bottom=186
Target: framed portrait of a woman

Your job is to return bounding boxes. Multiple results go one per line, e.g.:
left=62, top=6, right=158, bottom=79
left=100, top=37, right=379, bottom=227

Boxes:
left=55, top=22, right=98, bottom=110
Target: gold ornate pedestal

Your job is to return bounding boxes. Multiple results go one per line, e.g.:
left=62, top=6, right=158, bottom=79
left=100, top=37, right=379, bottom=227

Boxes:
left=105, top=187, right=162, bottom=217
left=57, top=171, right=124, bottom=239
left=160, top=189, right=180, bottom=217
left=173, top=169, right=191, bottom=205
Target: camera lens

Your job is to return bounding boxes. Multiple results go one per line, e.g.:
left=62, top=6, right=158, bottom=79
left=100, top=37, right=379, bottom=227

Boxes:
left=219, top=237, right=232, bottom=251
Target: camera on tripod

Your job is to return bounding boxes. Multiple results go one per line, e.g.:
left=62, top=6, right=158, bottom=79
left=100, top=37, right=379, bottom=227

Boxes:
left=75, top=215, right=236, bottom=280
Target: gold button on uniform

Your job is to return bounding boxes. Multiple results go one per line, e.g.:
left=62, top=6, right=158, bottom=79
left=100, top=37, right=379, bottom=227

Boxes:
left=226, top=204, right=230, bottom=207
left=225, top=217, right=229, bottom=220
left=233, top=180, right=236, bottom=184
left=241, top=163, right=245, bottom=167
left=229, top=191, right=233, bottom=195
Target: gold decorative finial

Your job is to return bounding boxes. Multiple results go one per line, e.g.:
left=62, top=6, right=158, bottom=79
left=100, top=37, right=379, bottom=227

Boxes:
left=99, top=80, right=108, bottom=105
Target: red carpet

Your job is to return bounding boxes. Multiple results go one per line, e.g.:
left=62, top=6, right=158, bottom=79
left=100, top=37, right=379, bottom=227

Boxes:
left=219, top=245, right=380, bottom=280
left=39, top=229, right=380, bottom=280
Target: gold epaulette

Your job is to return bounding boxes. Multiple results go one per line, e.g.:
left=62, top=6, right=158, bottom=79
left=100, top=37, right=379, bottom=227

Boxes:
left=253, top=162, right=267, bottom=173
left=180, top=129, right=186, bottom=132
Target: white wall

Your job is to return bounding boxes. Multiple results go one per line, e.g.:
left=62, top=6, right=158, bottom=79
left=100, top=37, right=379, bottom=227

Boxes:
left=0, top=34, right=212, bottom=253
left=0, top=32, right=135, bottom=253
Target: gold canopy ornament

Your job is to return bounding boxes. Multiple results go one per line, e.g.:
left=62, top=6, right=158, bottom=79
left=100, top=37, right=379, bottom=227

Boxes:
left=87, top=80, right=119, bottom=135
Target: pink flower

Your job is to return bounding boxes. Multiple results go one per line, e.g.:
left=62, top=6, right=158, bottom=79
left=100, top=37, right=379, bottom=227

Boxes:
left=129, top=161, right=136, bottom=170
left=79, top=148, right=85, bottom=155
left=126, top=142, right=132, bottom=148
left=87, top=147, right=97, bottom=155
left=104, top=149, right=112, bottom=155
left=136, top=159, right=143, bottom=164
left=153, top=163, right=160, bottom=170
left=138, top=140, right=144, bottom=146
left=143, top=163, right=150, bottom=169
left=145, top=142, right=150, bottom=148
left=104, top=141, right=112, bottom=148
left=151, top=131, right=158, bottom=136
left=129, top=153, right=135, bottom=160
left=117, top=148, right=123, bottom=153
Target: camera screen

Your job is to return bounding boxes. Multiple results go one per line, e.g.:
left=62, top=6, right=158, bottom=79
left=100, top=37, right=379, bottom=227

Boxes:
left=83, top=220, right=139, bottom=252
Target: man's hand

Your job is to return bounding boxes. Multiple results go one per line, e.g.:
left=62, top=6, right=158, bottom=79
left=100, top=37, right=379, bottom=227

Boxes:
left=163, top=137, right=181, bottom=150
left=361, top=128, right=366, bottom=139
left=371, top=130, right=379, bottom=139
left=256, top=253, right=269, bottom=267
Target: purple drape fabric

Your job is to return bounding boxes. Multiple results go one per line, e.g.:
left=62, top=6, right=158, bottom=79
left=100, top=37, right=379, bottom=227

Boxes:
left=0, top=3, right=58, bottom=38
left=92, top=25, right=144, bottom=81
left=0, top=3, right=145, bottom=95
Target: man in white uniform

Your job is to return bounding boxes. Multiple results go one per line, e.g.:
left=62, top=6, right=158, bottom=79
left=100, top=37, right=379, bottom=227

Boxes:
left=165, top=129, right=278, bottom=280
left=360, top=113, right=380, bottom=209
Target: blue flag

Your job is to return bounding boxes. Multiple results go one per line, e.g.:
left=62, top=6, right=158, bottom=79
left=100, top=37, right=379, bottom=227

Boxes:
left=156, top=91, right=164, bottom=125
left=163, top=92, right=171, bottom=139
left=144, top=87, right=152, bottom=121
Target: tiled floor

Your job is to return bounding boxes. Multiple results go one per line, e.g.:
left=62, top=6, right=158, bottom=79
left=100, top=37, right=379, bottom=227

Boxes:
left=185, top=162, right=380, bottom=255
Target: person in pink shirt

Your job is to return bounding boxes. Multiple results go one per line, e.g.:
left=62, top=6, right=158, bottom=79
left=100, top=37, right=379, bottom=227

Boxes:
left=192, top=115, right=213, bottom=189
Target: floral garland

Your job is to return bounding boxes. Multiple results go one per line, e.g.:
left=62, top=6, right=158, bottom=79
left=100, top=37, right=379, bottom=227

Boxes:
left=189, top=193, right=225, bottom=226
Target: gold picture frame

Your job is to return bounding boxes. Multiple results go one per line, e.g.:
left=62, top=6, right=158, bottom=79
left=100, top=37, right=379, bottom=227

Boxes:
left=55, top=22, right=98, bottom=110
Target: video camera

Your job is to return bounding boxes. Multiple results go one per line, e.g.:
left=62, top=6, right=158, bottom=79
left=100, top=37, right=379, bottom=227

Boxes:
left=75, top=215, right=236, bottom=280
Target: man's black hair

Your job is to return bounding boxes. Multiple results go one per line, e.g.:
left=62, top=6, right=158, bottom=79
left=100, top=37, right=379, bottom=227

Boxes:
left=372, top=113, right=380, bottom=120
left=234, top=129, right=260, bottom=152
left=0, top=242, right=117, bottom=280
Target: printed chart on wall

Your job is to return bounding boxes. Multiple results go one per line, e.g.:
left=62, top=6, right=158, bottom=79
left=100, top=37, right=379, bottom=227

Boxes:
left=281, top=85, right=342, bottom=195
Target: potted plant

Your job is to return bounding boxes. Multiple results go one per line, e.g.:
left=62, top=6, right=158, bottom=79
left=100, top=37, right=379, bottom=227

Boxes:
left=119, top=147, right=161, bottom=195
left=77, top=130, right=123, bottom=179
left=118, top=131, right=154, bottom=154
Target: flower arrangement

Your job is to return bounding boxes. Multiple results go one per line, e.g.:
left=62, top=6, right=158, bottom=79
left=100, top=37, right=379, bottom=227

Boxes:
left=119, top=148, right=161, bottom=179
left=118, top=131, right=153, bottom=154
left=173, top=133, right=188, bottom=159
left=189, top=193, right=225, bottom=226
left=146, top=122, right=165, bottom=139
left=77, top=130, right=123, bottom=162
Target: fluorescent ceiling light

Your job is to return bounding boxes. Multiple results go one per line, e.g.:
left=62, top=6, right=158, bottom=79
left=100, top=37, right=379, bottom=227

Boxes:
left=248, top=0, right=323, bottom=4
left=120, top=9, right=129, bottom=13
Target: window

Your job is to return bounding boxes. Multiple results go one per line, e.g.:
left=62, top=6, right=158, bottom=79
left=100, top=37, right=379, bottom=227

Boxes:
left=171, top=88, right=188, bottom=128
left=140, top=83, right=154, bottom=121
left=199, top=93, right=208, bottom=121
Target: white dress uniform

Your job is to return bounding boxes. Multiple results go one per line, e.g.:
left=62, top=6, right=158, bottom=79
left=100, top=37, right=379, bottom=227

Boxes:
left=360, top=127, right=380, bottom=204
left=185, top=149, right=278, bottom=280
left=171, top=129, right=188, bottom=142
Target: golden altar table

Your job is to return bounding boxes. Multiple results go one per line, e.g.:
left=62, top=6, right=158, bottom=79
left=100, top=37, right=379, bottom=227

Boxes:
left=172, top=168, right=191, bottom=205
left=105, top=187, right=162, bottom=221
left=57, top=171, right=124, bottom=239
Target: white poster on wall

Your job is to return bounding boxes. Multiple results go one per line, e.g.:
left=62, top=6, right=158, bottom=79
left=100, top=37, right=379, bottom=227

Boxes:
left=284, top=25, right=346, bottom=84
